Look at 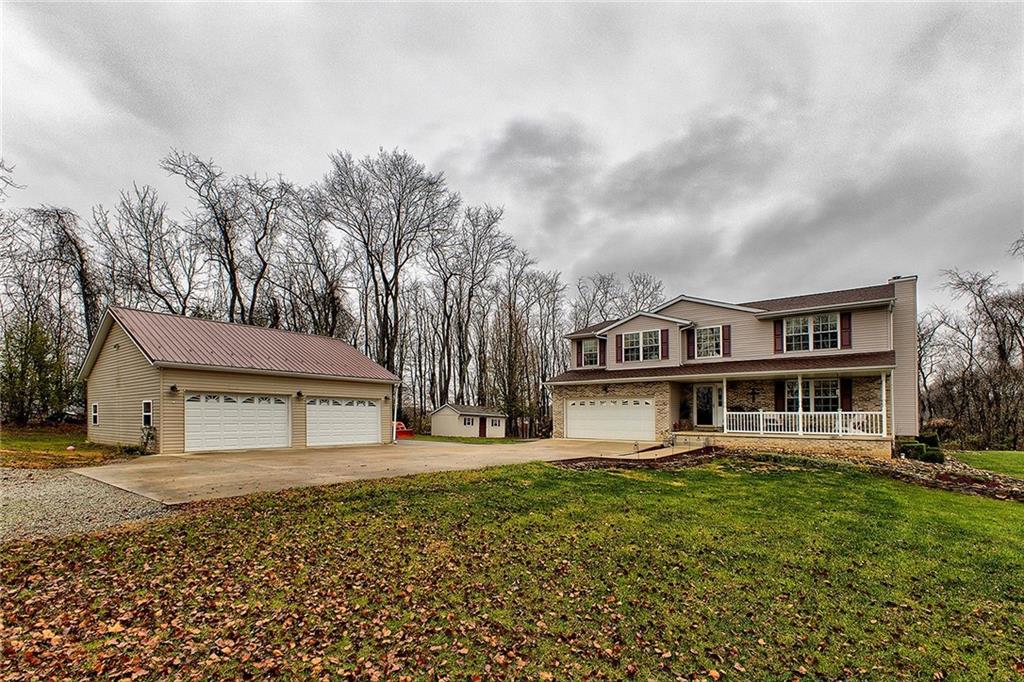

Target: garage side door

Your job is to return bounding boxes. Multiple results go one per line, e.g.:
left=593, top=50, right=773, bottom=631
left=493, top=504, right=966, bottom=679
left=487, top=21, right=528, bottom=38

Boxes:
left=565, top=397, right=655, bottom=441
left=306, top=398, right=381, bottom=446
left=184, top=393, right=290, bottom=452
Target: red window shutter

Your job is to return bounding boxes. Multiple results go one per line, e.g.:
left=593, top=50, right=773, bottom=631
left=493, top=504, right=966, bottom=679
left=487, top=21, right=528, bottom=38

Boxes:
left=840, top=378, right=853, bottom=411
left=773, top=320, right=784, bottom=353
left=598, top=338, right=607, bottom=366
left=686, top=328, right=695, bottom=360
left=660, top=329, right=669, bottom=359
left=576, top=340, right=583, bottom=367
left=615, top=334, right=623, bottom=363
left=774, top=380, right=786, bottom=411
left=840, top=312, right=852, bottom=349
left=722, top=325, right=732, bottom=357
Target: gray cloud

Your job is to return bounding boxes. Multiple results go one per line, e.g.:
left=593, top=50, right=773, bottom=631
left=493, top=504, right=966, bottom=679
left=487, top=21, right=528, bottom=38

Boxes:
left=5, top=2, right=1022, bottom=309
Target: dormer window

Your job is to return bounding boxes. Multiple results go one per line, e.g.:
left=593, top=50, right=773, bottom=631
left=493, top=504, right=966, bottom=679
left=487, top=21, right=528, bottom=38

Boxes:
left=785, top=313, right=839, bottom=352
left=581, top=338, right=599, bottom=366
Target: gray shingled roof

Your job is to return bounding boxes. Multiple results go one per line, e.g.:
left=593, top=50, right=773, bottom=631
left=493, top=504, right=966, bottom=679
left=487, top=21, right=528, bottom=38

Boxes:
left=431, top=404, right=506, bottom=418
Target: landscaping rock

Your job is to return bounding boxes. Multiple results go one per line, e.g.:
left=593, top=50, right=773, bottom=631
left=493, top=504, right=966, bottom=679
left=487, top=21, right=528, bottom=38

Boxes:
left=0, top=467, right=173, bottom=542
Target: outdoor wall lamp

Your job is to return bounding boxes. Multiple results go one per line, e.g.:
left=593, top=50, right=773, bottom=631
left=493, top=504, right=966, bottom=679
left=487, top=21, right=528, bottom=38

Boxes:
left=168, top=384, right=178, bottom=393
left=295, top=390, right=304, bottom=398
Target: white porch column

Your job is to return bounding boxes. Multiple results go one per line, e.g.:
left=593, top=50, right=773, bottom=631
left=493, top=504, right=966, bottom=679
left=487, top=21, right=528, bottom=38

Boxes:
left=881, top=371, right=887, bottom=437
left=797, top=374, right=804, bottom=435
left=722, top=378, right=729, bottom=433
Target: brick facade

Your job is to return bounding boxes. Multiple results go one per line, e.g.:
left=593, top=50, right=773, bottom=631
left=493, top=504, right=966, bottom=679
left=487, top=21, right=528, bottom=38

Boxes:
left=551, top=374, right=895, bottom=444
left=550, top=381, right=674, bottom=440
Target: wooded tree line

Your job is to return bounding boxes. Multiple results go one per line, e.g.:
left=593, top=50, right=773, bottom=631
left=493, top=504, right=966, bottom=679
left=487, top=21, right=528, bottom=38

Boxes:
left=918, top=260, right=1024, bottom=450
left=0, top=152, right=663, bottom=434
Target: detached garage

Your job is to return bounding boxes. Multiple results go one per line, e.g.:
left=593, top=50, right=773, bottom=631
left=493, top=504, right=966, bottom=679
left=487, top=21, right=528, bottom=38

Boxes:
left=79, top=307, right=401, bottom=454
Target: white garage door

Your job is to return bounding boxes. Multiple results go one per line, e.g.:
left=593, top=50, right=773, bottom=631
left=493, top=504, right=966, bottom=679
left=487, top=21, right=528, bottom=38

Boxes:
left=565, top=397, right=655, bottom=441
left=306, top=398, right=381, bottom=446
left=184, top=393, right=290, bottom=452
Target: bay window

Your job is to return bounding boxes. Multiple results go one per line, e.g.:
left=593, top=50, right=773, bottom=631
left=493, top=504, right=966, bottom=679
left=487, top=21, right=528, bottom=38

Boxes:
left=581, top=338, right=599, bottom=366
left=695, top=326, right=722, bottom=358
left=785, top=313, right=840, bottom=351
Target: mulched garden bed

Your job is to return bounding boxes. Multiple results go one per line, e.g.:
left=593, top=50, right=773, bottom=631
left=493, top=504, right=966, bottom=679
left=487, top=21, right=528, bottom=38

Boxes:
left=552, top=447, right=1024, bottom=502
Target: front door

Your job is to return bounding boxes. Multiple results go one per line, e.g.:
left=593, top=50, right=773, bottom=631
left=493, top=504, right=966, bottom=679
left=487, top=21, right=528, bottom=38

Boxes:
left=479, top=417, right=487, bottom=438
left=694, top=385, right=722, bottom=427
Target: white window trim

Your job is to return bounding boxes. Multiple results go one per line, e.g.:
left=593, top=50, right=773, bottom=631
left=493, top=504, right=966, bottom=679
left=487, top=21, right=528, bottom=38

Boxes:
left=142, top=400, right=153, bottom=427
left=694, top=325, right=723, bottom=359
left=580, top=338, right=599, bottom=367
left=622, top=329, right=662, bottom=363
left=463, top=416, right=474, bottom=426
left=91, top=403, right=98, bottom=426
left=783, top=313, right=840, bottom=353
left=785, top=378, right=841, bottom=413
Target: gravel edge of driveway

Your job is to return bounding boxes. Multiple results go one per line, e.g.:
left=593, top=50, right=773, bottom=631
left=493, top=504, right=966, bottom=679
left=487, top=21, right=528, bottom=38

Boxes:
left=1, top=467, right=174, bottom=543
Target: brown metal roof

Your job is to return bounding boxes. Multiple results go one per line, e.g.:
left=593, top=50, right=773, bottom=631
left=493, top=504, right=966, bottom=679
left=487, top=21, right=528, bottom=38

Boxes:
left=566, top=319, right=619, bottom=338
left=740, top=283, right=895, bottom=312
left=110, top=307, right=400, bottom=383
left=547, top=351, right=896, bottom=383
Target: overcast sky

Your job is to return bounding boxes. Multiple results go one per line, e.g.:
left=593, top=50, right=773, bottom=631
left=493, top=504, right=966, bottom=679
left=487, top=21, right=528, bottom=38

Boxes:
left=4, top=2, right=1021, bottom=309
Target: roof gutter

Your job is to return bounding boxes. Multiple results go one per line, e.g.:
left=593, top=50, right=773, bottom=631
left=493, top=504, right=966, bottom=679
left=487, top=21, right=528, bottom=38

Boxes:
left=752, top=298, right=895, bottom=319
left=545, top=363, right=896, bottom=385
left=153, top=361, right=402, bottom=385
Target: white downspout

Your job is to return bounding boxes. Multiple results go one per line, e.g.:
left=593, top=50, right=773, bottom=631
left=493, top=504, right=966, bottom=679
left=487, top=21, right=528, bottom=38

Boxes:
left=797, top=374, right=804, bottom=435
left=392, top=382, right=399, bottom=443
left=880, top=372, right=887, bottom=437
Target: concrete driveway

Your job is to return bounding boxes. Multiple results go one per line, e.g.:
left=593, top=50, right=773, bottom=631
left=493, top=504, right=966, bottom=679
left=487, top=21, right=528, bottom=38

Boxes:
left=74, top=439, right=657, bottom=505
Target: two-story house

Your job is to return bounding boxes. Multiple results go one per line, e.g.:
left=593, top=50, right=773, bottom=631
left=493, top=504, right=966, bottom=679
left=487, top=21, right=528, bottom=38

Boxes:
left=547, top=276, right=919, bottom=458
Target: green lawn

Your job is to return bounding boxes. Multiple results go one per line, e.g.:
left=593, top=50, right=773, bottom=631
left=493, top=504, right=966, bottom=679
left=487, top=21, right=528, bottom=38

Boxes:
left=0, top=426, right=126, bottom=468
left=413, top=433, right=528, bottom=445
left=3, top=460, right=1023, bottom=679
left=955, top=450, right=1024, bottom=478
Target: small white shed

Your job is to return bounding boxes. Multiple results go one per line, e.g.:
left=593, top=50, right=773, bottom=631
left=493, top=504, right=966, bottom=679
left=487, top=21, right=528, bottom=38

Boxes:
left=429, top=404, right=507, bottom=438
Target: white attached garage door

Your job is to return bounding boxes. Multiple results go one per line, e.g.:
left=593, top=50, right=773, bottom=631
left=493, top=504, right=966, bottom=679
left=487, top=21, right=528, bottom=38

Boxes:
left=306, top=398, right=381, bottom=446
left=565, top=397, right=655, bottom=441
left=184, top=393, right=290, bottom=452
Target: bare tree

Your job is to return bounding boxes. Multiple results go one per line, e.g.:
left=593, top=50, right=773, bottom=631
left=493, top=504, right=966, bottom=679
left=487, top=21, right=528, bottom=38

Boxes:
left=93, top=184, right=206, bottom=314
left=320, top=148, right=459, bottom=373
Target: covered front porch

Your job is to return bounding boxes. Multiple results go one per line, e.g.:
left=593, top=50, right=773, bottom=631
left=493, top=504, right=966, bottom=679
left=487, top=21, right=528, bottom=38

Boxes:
left=673, top=372, right=892, bottom=438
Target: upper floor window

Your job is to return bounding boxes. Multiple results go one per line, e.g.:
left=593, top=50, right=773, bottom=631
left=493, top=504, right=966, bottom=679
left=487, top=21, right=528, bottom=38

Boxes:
left=622, top=330, right=662, bottom=362
left=623, top=332, right=641, bottom=362
left=581, top=338, right=599, bottom=366
left=785, top=313, right=839, bottom=352
left=695, top=326, right=722, bottom=358
left=642, top=330, right=661, bottom=360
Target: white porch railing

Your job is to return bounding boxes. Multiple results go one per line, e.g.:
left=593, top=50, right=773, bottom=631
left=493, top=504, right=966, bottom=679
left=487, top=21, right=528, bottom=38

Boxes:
left=724, top=411, right=885, bottom=436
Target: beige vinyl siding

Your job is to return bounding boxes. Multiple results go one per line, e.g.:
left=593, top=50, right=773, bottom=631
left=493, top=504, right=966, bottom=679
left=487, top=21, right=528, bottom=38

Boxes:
left=658, top=300, right=892, bottom=362
left=605, top=315, right=681, bottom=370
left=86, top=322, right=161, bottom=447
left=889, top=277, right=920, bottom=436
left=159, top=368, right=393, bottom=454
left=430, top=407, right=507, bottom=437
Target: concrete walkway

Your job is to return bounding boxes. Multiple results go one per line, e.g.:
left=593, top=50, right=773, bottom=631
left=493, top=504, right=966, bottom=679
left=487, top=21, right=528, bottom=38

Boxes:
left=74, top=439, right=659, bottom=505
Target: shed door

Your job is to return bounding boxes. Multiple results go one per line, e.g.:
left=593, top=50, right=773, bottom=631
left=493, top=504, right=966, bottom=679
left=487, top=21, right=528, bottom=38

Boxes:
left=306, top=398, right=381, bottom=446
left=184, top=393, right=290, bottom=452
left=565, top=397, right=655, bottom=441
